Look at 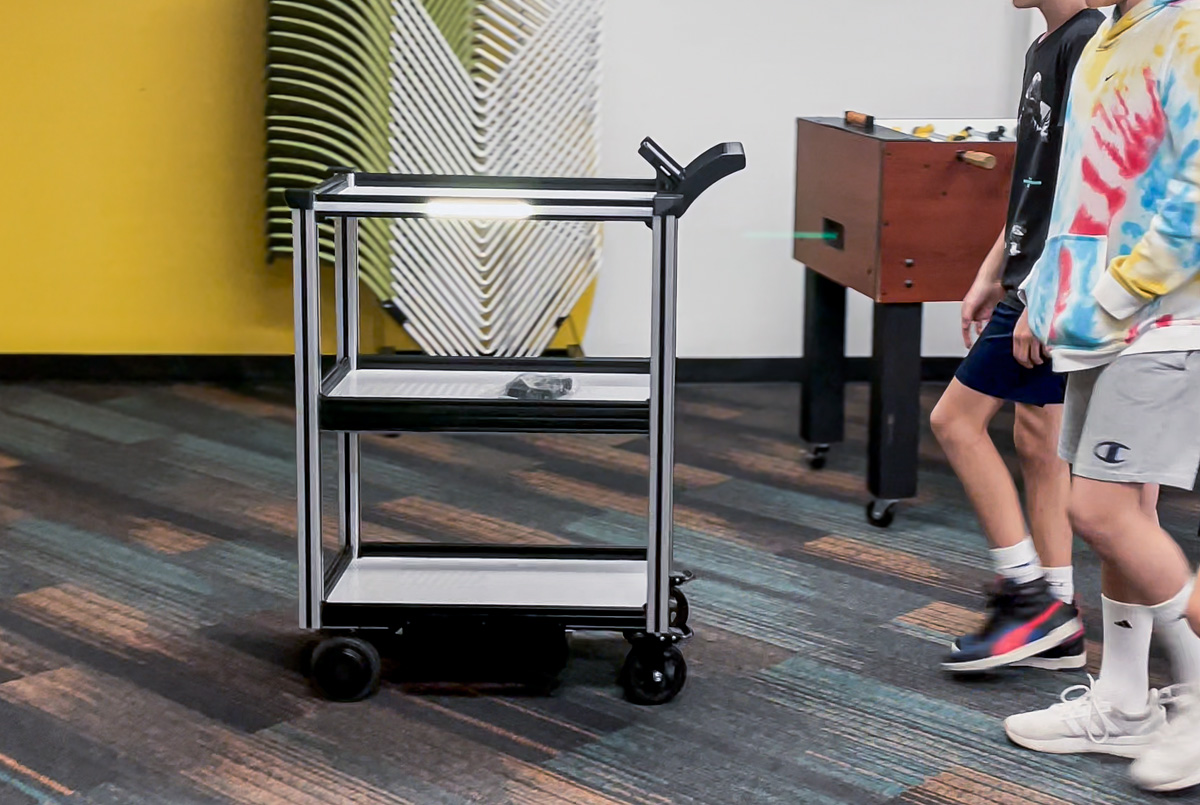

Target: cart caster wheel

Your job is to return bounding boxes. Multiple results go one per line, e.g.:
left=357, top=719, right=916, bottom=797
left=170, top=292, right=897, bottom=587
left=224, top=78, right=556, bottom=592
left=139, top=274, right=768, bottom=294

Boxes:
left=310, top=636, right=381, bottom=702
left=669, top=569, right=695, bottom=587
left=866, top=499, right=898, bottom=528
left=668, top=588, right=689, bottom=629
left=808, top=444, right=830, bottom=470
left=622, top=642, right=687, bottom=706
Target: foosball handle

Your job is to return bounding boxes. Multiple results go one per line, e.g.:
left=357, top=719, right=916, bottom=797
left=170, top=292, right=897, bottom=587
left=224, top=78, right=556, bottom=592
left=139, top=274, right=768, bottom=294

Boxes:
left=957, top=150, right=997, bottom=170
left=844, top=110, right=874, bottom=131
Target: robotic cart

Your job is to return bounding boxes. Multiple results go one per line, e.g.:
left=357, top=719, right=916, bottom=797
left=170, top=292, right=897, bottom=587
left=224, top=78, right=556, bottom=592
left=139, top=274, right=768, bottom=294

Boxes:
left=286, top=137, right=745, bottom=705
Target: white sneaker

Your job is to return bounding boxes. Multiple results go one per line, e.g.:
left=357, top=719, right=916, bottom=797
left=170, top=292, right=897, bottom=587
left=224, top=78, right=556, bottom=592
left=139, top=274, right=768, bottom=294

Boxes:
left=1004, top=676, right=1167, bottom=758
left=1130, top=685, right=1200, bottom=792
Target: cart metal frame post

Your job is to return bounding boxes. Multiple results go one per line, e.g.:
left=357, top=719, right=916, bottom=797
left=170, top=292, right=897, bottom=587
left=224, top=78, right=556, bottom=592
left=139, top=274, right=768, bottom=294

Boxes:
left=293, top=207, right=322, bottom=630
left=647, top=214, right=678, bottom=636
left=287, top=138, right=745, bottom=705
left=334, top=217, right=362, bottom=565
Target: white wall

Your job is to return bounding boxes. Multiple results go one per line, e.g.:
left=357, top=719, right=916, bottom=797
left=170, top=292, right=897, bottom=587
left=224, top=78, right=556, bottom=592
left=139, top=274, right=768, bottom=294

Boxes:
left=586, top=0, right=1040, bottom=358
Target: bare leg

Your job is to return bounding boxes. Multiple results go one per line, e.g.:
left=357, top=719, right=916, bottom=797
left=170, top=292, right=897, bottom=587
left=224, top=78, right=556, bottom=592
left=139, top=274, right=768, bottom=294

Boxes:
left=1071, top=480, right=1187, bottom=606
left=1190, top=569, right=1200, bottom=636
left=1143, top=483, right=1160, bottom=527
left=1014, top=403, right=1072, bottom=568
left=932, top=379, right=1024, bottom=548
left=1100, top=484, right=1161, bottom=605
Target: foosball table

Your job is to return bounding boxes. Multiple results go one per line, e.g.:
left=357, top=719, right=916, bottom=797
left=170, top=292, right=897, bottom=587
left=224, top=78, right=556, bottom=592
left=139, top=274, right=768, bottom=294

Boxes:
left=793, top=113, right=1017, bottom=526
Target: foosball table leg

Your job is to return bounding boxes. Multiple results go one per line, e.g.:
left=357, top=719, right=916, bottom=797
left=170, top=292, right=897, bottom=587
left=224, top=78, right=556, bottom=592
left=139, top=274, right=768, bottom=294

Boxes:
left=867, top=302, right=922, bottom=525
left=801, top=267, right=847, bottom=467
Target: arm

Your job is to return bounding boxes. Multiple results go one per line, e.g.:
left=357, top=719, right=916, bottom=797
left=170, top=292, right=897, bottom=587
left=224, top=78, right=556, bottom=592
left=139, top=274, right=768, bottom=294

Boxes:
left=976, top=230, right=1007, bottom=286
left=1094, top=36, right=1200, bottom=319
left=960, top=230, right=1008, bottom=347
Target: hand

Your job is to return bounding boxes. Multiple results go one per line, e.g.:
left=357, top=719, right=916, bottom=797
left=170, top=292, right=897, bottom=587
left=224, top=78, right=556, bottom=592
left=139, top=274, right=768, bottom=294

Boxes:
left=1012, top=308, right=1050, bottom=368
left=961, top=281, right=1006, bottom=348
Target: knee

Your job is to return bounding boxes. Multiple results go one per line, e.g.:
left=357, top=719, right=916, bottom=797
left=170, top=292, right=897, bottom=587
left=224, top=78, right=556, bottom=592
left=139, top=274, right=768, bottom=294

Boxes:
left=1014, top=413, right=1058, bottom=468
left=1067, top=489, right=1119, bottom=553
left=931, top=399, right=974, bottom=448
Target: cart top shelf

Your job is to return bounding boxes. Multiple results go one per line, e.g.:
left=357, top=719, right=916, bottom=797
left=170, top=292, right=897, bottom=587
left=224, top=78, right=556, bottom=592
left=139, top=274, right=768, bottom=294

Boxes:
left=284, top=138, right=746, bottom=221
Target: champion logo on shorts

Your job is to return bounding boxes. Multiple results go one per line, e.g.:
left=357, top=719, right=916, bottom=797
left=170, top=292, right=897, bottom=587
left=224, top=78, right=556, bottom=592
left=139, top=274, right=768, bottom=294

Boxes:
left=1093, top=441, right=1131, bottom=465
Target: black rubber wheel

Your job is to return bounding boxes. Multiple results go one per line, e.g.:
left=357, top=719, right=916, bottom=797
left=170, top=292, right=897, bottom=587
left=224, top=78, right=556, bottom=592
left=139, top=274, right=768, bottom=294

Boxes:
left=621, top=642, right=687, bottom=705
left=310, top=636, right=382, bottom=702
left=668, top=588, right=690, bottom=629
left=808, top=444, right=830, bottom=470
left=866, top=500, right=897, bottom=528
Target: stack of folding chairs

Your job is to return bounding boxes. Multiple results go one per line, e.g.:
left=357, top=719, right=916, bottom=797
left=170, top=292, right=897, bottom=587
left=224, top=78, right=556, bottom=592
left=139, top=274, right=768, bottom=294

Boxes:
left=267, top=0, right=603, bottom=356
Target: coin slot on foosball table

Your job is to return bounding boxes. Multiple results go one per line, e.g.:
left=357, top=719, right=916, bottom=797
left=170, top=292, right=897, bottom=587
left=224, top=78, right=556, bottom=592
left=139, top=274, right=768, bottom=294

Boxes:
left=822, top=218, right=845, bottom=250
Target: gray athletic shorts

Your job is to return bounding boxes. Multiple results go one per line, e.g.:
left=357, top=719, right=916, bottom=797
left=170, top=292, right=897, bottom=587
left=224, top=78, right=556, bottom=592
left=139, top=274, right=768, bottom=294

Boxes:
left=1059, top=350, right=1200, bottom=490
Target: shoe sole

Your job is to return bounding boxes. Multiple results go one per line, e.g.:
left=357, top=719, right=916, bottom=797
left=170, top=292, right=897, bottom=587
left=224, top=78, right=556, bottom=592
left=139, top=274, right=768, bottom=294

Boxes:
left=1135, top=768, right=1200, bottom=793
left=941, top=619, right=1083, bottom=673
left=1004, top=729, right=1151, bottom=759
left=1011, top=652, right=1087, bottom=671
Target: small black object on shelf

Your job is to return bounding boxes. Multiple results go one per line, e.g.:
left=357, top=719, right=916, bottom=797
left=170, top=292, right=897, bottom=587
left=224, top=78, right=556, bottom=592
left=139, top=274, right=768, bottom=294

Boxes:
left=505, top=373, right=574, bottom=401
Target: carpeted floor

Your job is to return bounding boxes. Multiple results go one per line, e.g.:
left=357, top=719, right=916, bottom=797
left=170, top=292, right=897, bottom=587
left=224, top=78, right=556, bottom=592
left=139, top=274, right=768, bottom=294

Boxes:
left=0, top=380, right=1197, bottom=804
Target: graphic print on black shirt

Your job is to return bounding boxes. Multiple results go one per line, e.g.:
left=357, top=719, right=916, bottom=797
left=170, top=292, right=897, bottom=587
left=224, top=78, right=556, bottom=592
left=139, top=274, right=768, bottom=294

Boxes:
left=1023, top=71, right=1052, bottom=143
left=1000, top=8, right=1104, bottom=307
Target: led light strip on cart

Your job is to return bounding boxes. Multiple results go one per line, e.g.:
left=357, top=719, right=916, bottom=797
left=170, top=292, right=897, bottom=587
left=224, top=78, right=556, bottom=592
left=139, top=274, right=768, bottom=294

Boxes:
left=267, top=0, right=602, bottom=356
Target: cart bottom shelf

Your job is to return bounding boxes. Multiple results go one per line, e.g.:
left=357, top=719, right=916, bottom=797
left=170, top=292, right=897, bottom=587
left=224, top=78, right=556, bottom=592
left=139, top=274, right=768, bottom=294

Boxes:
left=325, top=555, right=647, bottom=613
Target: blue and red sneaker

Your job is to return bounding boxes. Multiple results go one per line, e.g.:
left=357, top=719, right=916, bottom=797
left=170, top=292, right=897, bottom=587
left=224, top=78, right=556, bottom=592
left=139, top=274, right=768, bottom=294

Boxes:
left=942, top=576, right=1083, bottom=673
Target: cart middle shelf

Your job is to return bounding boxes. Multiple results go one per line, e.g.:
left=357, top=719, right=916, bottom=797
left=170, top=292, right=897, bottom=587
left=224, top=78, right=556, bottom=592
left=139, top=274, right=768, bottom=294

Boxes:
left=318, top=357, right=653, bottom=434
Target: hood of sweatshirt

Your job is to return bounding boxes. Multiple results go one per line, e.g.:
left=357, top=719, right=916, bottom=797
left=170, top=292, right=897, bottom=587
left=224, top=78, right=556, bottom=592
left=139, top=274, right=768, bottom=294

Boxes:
left=1100, top=0, right=1180, bottom=48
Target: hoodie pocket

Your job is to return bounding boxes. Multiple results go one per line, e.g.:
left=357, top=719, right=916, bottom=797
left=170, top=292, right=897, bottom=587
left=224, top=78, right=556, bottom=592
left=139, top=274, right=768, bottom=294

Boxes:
left=1027, top=233, right=1111, bottom=349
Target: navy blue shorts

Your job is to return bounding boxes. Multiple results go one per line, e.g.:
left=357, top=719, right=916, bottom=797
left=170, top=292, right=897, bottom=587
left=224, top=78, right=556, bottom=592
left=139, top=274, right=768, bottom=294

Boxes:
left=954, top=302, right=1065, bottom=407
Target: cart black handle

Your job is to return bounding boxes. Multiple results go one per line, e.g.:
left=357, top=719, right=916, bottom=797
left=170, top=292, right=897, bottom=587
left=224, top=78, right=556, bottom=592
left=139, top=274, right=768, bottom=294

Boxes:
left=639, top=139, right=746, bottom=218
left=675, top=141, right=745, bottom=216
left=639, top=137, right=687, bottom=187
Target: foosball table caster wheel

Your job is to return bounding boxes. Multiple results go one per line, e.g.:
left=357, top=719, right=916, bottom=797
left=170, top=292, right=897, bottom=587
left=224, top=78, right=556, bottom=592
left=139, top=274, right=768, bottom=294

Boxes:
left=621, top=639, right=687, bottom=706
left=866, top=499, right=898, bottom=529
left=809, top=444, right=830, bottom=470
left=310, top=635, right=382, bottom=702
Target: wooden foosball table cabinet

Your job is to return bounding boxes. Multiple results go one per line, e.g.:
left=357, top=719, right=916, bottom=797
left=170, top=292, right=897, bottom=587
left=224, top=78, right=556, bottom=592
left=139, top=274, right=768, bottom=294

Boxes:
left=793, top=113, right=1016, bottom=526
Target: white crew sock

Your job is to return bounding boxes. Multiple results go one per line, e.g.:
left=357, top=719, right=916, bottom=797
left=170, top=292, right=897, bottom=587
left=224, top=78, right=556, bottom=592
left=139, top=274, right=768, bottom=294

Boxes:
left=1092, top=596, right=1154, bottom=713
left=1043, top=566, right=1075, bottom=604
left=990, top=538, right=1044, bottom=585
left=1150, top=580, right=1200, bottom=688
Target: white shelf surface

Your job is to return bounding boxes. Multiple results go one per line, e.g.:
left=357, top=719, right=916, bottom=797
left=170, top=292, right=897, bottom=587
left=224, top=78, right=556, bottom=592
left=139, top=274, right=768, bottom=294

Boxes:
left=325, top=368, right=649, bottom=403
left=327, top=556, right=648, bottom=608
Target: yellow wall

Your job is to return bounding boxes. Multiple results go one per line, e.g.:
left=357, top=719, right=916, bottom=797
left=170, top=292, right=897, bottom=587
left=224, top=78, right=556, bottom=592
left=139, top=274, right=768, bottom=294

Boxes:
left=0, top=0, right=591, bottom=355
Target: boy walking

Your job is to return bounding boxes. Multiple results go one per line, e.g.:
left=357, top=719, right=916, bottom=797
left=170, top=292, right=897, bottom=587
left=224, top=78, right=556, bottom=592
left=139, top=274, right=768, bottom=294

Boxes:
left=1001, top=0, right=1200, bottom=793
left=933, top=0, right=1104, bottom=673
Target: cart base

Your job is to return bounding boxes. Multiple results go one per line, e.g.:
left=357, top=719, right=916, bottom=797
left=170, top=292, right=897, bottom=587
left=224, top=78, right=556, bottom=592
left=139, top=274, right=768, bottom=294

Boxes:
left=306, top=568, right=694, bottom=705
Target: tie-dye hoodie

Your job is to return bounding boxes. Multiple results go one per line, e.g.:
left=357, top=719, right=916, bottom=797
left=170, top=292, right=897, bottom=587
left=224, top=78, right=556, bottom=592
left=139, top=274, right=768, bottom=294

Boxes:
left=1021, top=0, right=1200, bottom=371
